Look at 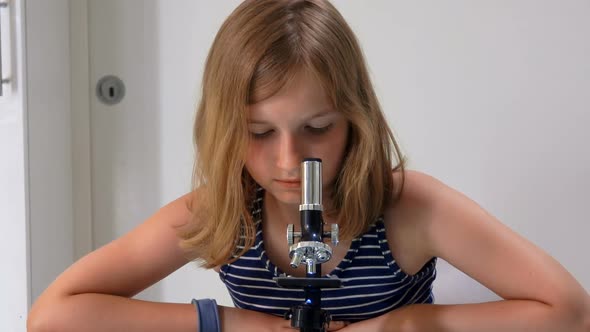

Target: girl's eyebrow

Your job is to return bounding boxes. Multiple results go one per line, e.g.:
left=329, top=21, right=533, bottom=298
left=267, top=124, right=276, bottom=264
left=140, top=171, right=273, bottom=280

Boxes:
left=247, top=110, right=338, bottom=124
left=309, top=110, right=338, bottom=119
left=247, top=120, right=270, bottom=125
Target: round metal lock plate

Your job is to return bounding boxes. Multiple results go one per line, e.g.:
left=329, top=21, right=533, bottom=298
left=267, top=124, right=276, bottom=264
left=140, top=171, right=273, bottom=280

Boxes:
left=96, top=75, right=125, bottom=105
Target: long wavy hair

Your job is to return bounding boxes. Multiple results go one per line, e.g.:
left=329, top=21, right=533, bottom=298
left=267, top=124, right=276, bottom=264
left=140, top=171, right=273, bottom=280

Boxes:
left=179, top=0, right=406, bottom=268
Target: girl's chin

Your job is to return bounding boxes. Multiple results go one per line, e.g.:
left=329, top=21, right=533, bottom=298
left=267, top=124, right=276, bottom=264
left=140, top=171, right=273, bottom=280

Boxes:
left=266, top=190, right=301, bottom=206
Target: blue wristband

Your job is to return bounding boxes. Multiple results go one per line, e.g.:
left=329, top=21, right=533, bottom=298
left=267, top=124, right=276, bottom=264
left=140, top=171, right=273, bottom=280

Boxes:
left=192, top=298, right=221, bottom=332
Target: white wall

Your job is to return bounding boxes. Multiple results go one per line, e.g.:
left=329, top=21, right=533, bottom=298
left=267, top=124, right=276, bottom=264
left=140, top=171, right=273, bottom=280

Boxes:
left=337, top=0, right=590, bottom=302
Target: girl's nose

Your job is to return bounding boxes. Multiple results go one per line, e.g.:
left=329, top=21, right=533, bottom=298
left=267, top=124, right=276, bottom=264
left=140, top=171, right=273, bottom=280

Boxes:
left=276, top=133, right=304, bottom=174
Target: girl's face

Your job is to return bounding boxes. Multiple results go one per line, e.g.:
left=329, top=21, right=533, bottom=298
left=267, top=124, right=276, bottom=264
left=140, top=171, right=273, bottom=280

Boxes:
left=245, top=71, right=349, bottom=207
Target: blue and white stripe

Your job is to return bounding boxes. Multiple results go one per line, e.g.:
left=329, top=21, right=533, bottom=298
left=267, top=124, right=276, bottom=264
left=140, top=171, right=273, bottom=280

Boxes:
left=218, top=190, right=437, bottom=322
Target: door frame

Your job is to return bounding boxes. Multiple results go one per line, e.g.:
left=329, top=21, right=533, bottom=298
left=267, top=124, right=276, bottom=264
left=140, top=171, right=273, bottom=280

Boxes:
left=24, top=0, right=92, bottom=305
left=69, top=0, right=93, bottom=258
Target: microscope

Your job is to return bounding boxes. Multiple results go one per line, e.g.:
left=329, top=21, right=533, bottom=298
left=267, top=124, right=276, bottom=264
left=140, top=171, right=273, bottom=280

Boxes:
left=275, top=158, right=341, bottom=332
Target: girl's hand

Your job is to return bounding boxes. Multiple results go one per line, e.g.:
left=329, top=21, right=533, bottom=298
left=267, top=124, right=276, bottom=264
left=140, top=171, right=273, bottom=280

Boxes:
left=218, top=306, right=288, bottom=331
left=337, top=312, right=397, bottom=332
left=218, top=306, right=349, bottom=331
left=326, top=320, right=350, bottom=331
left=337, top=307, right=413, bottom=332
left=339, top=319, right=384, bottom=332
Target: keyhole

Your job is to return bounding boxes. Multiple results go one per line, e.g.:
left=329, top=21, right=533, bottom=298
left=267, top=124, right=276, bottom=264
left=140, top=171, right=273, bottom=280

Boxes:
left=96, top=75, right=125, bottom=105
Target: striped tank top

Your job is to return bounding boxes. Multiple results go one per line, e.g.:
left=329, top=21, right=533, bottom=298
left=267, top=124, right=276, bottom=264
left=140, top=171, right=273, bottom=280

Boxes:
left=219, top=191, right=437, bottom=322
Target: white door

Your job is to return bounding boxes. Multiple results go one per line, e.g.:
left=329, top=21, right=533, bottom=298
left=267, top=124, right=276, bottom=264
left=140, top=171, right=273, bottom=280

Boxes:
left=87, top=0, right=240, bottom=305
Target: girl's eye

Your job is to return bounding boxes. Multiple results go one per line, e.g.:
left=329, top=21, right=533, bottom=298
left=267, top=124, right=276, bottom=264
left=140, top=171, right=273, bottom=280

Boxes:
left=250, top=130, right=273, bottom=139
left=306, top=124, right=333, bottom=134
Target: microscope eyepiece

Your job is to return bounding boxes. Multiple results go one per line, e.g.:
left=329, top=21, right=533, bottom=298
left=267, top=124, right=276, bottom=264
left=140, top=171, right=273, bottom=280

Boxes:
left=300, top=159, right=322, bottom=212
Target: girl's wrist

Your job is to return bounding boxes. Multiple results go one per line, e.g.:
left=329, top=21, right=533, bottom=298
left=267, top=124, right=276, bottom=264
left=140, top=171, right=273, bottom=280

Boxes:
left=192, top=298, right=221, bottom=332
left=218, top=305, right=291, bottom=332
left=382, top=305, right=420, bottom=332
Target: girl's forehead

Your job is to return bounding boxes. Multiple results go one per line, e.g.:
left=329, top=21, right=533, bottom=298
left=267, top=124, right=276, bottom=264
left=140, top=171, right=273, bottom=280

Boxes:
left=251, top=65, right=333, bottom=101
left=247, top=99, right=334, bottom=123
left=249, top=71, right=332, bottom=113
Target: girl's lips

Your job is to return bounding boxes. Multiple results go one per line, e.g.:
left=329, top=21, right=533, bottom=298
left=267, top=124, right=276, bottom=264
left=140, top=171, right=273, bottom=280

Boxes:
left=275, top=179, right=301, bottom=188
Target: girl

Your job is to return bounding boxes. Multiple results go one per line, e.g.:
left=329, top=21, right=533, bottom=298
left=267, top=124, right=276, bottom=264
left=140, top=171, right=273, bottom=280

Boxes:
left=28, top=0, right=590, bottom=331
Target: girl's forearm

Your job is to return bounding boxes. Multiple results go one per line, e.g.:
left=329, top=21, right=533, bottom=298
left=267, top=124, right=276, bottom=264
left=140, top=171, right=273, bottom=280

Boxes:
left=28, top=293, right=197, bottom=332
left=387, top=300, right=587, bottom=332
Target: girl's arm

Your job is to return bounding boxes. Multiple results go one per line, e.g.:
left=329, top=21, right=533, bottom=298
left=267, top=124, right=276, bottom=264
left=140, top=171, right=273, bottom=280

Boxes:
left=27, top=191, right=346, bottom=332
left=373, top=171, right=590, bottom=332
left=27, top=193, right=198, bottom=331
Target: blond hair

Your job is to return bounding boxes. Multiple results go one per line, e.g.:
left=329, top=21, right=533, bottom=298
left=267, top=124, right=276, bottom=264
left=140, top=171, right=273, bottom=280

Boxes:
left=179, top=0, right=406, bottom=267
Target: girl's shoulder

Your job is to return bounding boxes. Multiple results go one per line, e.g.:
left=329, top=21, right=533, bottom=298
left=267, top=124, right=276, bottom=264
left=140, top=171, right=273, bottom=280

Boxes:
left=382, top=170, right=442, bottom=275
left=385, top=169, right=440, bottom=226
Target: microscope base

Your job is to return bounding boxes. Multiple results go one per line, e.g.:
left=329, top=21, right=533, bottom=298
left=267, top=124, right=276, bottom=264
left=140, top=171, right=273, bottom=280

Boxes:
left=285, top=304, right=331, bottom=332
left=275, top=277, right=342, bottom=332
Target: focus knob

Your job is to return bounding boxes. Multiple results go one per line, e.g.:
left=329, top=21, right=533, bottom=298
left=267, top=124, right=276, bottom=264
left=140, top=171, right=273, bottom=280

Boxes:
left=331, top=224, right=339, bottom=246
left=287, top=224, right=301, bottom=246
left=287, top=224, right=294, bottom=246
